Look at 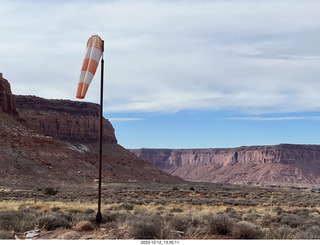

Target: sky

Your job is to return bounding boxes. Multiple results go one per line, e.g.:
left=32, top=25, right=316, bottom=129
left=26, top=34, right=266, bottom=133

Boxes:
left=1, top=0, right=320, bottom=149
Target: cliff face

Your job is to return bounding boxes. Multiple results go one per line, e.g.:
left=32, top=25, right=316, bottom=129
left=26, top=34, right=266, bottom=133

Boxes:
left=0, top=73, right=17, bottom=115
left=14, top=95, right=117, bottom=144
left=131, top=144, right=320, bottom=185
left=0, top=73, right=182, bottom=185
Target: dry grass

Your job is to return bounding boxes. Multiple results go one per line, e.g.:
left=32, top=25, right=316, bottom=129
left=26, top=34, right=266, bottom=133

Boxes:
left=2, top=181, right=320, bottom=239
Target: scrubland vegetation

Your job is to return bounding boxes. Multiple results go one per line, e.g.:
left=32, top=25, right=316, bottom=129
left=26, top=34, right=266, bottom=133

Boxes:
left=1, top=181, right=320, bottom=239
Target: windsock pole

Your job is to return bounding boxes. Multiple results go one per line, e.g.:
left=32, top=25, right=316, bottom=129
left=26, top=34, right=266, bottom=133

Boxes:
left=96, top=40, right=104, bottom=225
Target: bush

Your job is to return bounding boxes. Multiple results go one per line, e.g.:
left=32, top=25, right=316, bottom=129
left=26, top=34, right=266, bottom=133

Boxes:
left=120, top=203, right=135, bottom=211
left=168, top=216, right=189, bottom=233
left=37, top=213, right=71, bottom=231
left=0, top=209, right=39, bottom=232
left=43, top=187, right=58, bottom=196
left=267, top=225, right=295, bottom=239
left=0, top=230, right=13, bottom=239
left=231, top=221, right=265, bottom=239
left=129, top=214, right=163, bottom=239
left=280, top=215, right=302, bottom=228
left=206, top=214, right=233, bottom=235
left=291, top=225, right=320, bottom=239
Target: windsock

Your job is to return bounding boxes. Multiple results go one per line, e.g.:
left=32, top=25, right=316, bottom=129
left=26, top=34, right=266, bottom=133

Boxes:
left=76, top=35, right=103, bottom=99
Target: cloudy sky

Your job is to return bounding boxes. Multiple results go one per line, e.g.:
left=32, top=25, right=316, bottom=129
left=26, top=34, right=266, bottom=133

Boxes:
left=2, top=0, right=320, bottom=148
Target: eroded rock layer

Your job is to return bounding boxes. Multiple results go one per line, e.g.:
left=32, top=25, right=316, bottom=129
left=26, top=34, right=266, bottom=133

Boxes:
left=131, top=144, right=320, bottom=185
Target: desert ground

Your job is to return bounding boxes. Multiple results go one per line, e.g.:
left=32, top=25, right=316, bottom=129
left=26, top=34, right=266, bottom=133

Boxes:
left=2, top=180, right=320, bottom=239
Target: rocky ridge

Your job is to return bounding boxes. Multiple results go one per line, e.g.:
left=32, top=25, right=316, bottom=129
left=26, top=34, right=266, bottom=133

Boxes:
left=14, top=95, right=117, bottom=143
left=0, top=73, right=182, bottom=186
left=0, top=73, right=17, bottom=115
left=131, top=144, right=320, bottom=186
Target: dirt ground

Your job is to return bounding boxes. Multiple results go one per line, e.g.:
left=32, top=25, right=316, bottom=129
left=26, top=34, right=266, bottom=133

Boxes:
left=16, top=226, right=230, bottom=240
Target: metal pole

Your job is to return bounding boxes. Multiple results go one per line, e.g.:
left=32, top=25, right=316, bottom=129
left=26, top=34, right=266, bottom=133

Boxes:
left=96, top=40, right=104, bottom=225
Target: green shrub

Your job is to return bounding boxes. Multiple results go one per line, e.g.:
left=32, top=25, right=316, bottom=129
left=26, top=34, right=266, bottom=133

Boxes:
left=231, top=221, right=265, bottom=239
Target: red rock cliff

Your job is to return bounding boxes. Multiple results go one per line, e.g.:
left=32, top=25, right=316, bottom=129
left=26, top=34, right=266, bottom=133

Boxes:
left=14, top=95, right=117, bottom=144
left=131, top=144, right=320, bottom=185
left=0, top=73, right=17, bottom=115
left=0, top=73, right=183, bottom=184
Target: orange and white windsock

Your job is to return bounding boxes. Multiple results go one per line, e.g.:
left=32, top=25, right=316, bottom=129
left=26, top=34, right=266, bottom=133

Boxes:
left=76, top=35, right=103, bottom=99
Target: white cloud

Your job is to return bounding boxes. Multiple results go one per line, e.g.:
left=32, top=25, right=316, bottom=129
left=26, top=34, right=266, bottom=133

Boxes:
left=1, top=0, right=320, bottom=113
left=108, top=118, right=143, bottom=122
left=226, top=116, right=320, bottom=121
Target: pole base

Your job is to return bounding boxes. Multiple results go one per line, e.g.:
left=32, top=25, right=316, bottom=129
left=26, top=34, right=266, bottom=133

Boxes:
left=96, top=211, right=102, bottom=225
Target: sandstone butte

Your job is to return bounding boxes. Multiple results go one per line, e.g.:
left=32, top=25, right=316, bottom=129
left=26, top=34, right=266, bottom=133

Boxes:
left=130, top=145, right=320, bottom=187
left=0, top=73, right=182, bottom=186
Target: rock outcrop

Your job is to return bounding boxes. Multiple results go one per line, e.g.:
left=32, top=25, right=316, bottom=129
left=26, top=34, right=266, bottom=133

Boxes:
left=0, top=73, right=17, bottom=115
left=14, top=95, right=117, bottom=143
left=0, top=73, right=183, bottom=185
left=131, top=144, right=320, bottom=186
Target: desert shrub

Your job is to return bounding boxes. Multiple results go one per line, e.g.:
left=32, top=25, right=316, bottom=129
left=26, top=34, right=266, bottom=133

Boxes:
left=0, top=209, right=39, bottom=232
left=225, top=207, right=236, bottom=214
left=129, top=214, right=163, bottom=239
left=271, top=214, right=284, bottom=223
left=0, top=230, right=13, bottom=239
left=231, top=221, right=265, bottom=239
left=70, top=211, right=96, bottom=225
left=280, top=215, right=302, bottom=228
left=103, top=210, right=132, bottom=228
left=206, top=213, right=233, bottom=235
left=243, top=213, right=261, bottom=224
left=267, top=225, right=295, bottom=239
left=274, top=207, right=285, bottom=215
left=43, top=187, right=58, bottom=196
left=120, top=203, right=135, bottom=211
left=261, top=214, right=272, bottom=228
left=65, top=208, right=81, bottom=214
left=37, top=213, right=71, bottom=231
left=84, top=208, right=95, bottom=214
left=51, top=207, right=60, bottom=212
left=170, top=208, right=183, bottom=213
left=102, top=212, right=122, bottom=223
left=291, top=225, right=320, bottom=239
left=168, top=216, right=189, bottom=233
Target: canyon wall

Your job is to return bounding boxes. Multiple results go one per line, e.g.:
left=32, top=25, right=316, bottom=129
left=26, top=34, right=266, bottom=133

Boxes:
left=14, top=95, right=117, bottom=143
left=131, top=144, right=320, bottom=185
left=0, top=73, right=182, bottom=185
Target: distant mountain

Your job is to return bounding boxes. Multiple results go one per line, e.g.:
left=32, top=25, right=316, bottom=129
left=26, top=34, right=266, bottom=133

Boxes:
left=0, top=73, right=183, bottom=186
left=130, top=144, right=320, bottom=186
